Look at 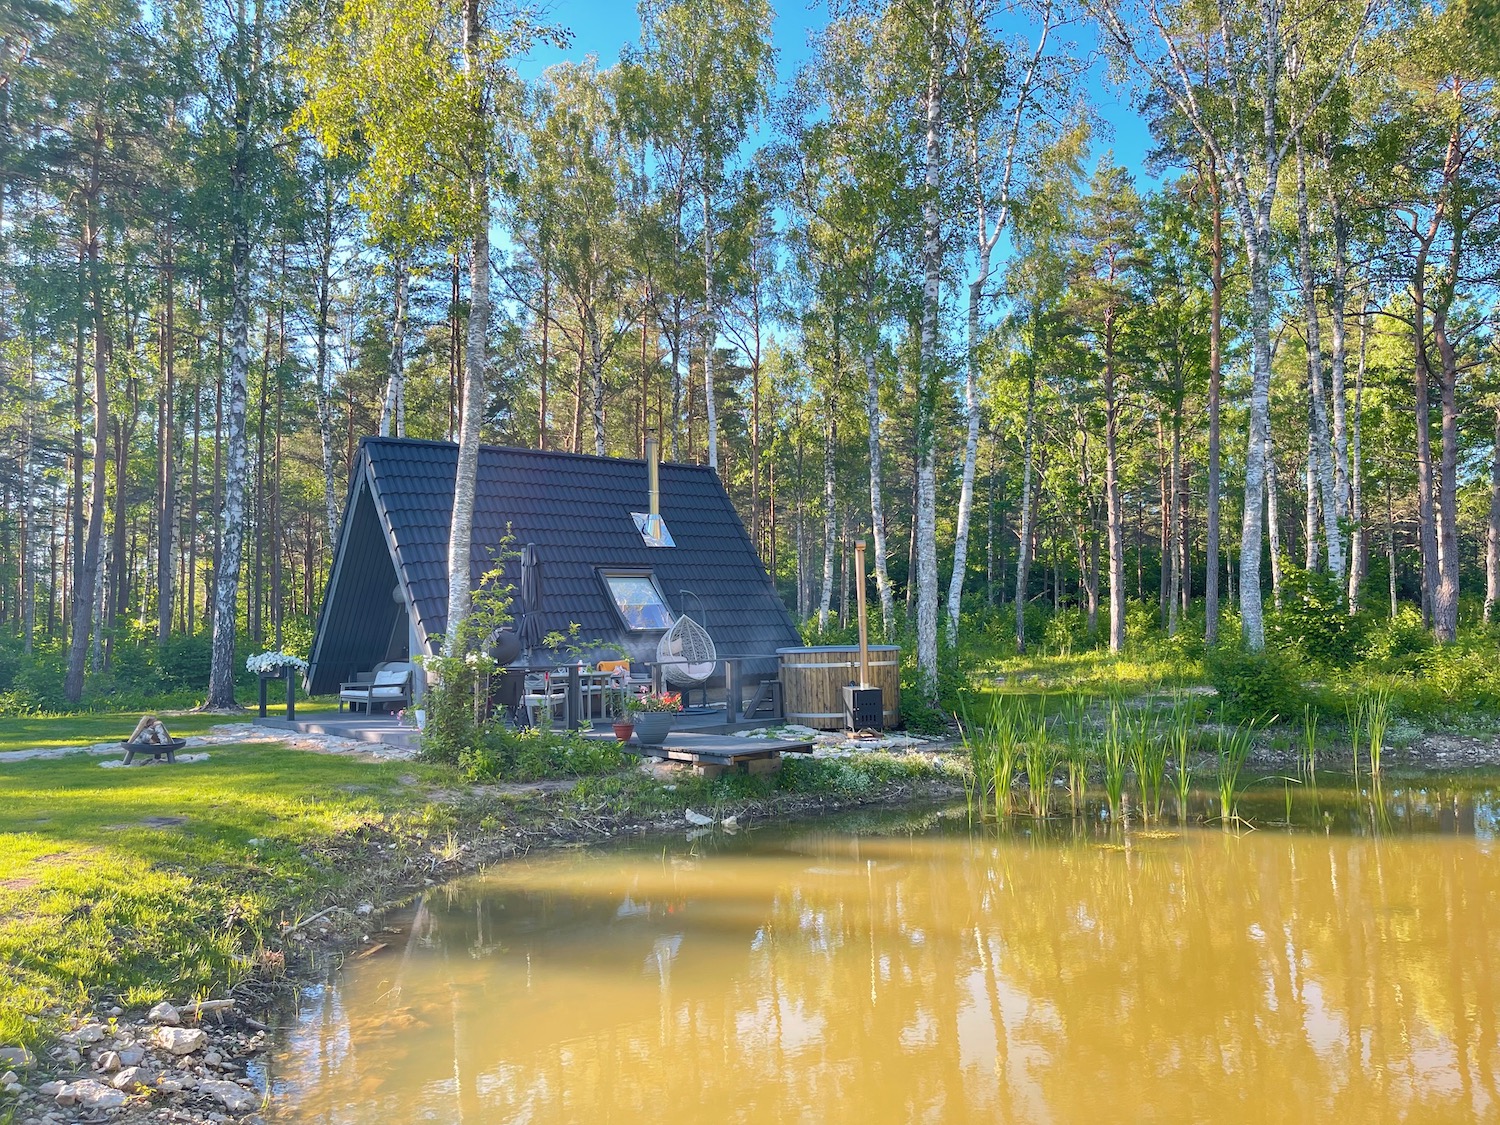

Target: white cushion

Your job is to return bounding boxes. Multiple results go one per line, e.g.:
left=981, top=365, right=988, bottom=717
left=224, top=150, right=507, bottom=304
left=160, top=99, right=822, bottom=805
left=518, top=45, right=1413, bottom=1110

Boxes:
left=368, top=685, right=406, bottom=698
left=372, top=670, right=408, bottom=686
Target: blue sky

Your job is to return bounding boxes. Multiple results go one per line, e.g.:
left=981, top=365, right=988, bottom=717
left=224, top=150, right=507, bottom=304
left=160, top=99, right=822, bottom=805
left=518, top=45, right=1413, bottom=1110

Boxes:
left=517, top=1, right=1160, bottom=181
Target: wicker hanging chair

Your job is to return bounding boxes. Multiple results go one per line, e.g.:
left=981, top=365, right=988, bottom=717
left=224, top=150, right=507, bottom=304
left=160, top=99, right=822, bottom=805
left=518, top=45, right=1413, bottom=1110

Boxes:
left=656, top=614, right=717, bottom=688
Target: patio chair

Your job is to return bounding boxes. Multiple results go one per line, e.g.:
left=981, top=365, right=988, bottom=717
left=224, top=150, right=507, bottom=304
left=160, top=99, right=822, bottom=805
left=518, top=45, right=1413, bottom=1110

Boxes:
left=339, top=661, right=413, bottom=714
left=656, top=616, right=717, bottom=711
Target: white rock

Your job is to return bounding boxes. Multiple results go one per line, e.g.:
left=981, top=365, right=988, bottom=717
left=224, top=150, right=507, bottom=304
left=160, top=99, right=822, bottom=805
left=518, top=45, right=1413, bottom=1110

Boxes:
left=37, top=1081, right=64, bottom=1096
left=65, top=1024, right=105, bottom=1046
left=152, top=1027, right=206, bottom=1056
left=148, top=1001, right=181, bottom=1026
left=61, top=1048, right=81, bottom=1067
left=117, top=1045, right=145, bottom=1067
left=354, top=902, right=373, bottom=916
left=155, top=1078, right=183, bottom=1094
left=111, top=1066, right=154, bottom=1091
left=202, top=1051, right=222, bottom=1068
left=2, top=1081, right=19, bottom=1095
left=0, top=1046, right=34, bottom=1069
left=0, top=1070, right=16, bottom=1085
left=199, top=1079, right=258, bottom=1115
left=55, top=1079, right=126, bottom=1110
left=96, top=1050, right=121, bottom=1073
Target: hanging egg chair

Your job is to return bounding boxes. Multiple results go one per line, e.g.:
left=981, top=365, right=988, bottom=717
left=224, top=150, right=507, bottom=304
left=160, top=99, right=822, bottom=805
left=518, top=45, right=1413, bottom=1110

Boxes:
left=656, top=615, right=718, bottom=708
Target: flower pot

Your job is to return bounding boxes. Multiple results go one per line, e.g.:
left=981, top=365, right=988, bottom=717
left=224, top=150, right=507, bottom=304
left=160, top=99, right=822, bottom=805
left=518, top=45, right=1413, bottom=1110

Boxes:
left=632, top=711, right=676, bottom=747
left=414, top=709, right=427, bottom=731
left=612, top=721, right=636, bottom=742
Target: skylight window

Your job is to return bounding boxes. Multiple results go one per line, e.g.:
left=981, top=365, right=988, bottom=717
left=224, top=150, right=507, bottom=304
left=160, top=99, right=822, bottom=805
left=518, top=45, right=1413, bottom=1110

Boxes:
left=604, top=573, right=675, bottom=631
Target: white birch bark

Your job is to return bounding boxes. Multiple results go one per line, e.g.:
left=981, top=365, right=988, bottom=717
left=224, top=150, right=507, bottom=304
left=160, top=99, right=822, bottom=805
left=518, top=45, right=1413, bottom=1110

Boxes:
left=914, top=4, right=944, bottom=694
left=944, top=1, right=1051, bottom=646
left=442, top=0, right=491, bottom=659
left=1348, top=306, right=1367, bottom=609
left=862, top=320, right=895, bottom=638
left=1014, top=361, right=1037, bottom=652
left=701, top=186, right=718, bottom=472
left=817, top=415, right=836, bottom=632
left=206, top=216, right=251, bottom=707
left=1091, top=0, right=1376, bottom=649
left=1486, top=399, right=1500, bottom=624
left=380, top=253, right=408, bottom=438
left=1294, top=141, right=1343, bottom=581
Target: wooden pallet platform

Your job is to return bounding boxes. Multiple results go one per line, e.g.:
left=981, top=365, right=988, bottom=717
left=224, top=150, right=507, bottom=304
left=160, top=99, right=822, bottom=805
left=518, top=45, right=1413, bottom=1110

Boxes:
left=635, top=732, right=815, bottom=778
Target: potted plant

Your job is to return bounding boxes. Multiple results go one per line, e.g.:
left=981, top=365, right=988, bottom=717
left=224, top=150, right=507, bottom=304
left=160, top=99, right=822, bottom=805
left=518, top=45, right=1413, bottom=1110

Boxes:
left=610, top=675, right=637, bottom=742
left=631, top=689, right=681, bottom=747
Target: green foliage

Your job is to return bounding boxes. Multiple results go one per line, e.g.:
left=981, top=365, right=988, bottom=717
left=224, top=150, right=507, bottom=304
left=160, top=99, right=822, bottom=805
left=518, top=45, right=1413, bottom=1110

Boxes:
left=460, top=726, right=628, bottom=783
left=1268, top=567, right=1366, bottom=666
left=1206, top=645, right=1303, bottom=722
left=416, top=656, right=478, bottom=765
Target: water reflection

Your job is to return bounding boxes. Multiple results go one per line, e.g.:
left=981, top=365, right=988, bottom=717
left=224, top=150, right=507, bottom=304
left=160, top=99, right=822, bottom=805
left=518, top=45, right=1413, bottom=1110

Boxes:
left=271, top=781, right=1500, bottom=1124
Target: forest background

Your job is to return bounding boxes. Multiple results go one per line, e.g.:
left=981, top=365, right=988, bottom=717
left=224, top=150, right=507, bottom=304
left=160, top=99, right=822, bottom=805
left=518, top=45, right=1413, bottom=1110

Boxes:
left=1, top=0, right=1498, bottom=718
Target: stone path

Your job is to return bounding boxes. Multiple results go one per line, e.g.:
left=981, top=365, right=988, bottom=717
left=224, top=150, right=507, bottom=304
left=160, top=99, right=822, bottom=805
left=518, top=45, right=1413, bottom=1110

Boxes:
left=3, top=722, right=417, bottom=765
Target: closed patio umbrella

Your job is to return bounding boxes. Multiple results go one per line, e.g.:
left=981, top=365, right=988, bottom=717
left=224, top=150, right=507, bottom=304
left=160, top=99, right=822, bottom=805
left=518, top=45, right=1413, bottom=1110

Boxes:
left=517, top=543, right=544, bottom=653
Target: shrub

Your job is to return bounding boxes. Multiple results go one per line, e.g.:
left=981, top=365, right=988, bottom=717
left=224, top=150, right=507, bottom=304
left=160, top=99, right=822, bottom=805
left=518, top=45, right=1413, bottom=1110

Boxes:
left=1206, top=645, right=1303, bottom=722
left=1267, top=567, right=1366, bottom=666
left=461, top=725, right=628, bottom=782
left=417, top=657, right=478, bottom=764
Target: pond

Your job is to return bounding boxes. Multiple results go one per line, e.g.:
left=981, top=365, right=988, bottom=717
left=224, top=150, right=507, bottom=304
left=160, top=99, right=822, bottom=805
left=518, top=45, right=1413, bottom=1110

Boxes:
left=267, top=773, right=1500, bottom=1123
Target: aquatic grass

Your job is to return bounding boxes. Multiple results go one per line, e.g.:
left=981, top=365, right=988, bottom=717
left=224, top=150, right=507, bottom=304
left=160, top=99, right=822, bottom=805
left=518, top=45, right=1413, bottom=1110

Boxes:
left=1127, top=710, right=1167, bottom=822
left=1023, top=721, right=1059, bottom=818
left=1364, top=686, right=1391, bottom=777
left=1301, top=704, right=1319, bottom=786
left=1215, top=722, right=1255, bottom=828
left=1060, top=692, right=1092, bottom=814
left=1101, top=698, right=1129, bottom=821
left=958, top=696, right=1024, bottom=818
left=1167, top=700, right=1193, bottom=823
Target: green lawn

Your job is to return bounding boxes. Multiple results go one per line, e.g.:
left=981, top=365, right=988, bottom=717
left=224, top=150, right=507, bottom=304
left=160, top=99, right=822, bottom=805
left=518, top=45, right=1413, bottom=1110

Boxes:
left=0, top=703, right=342, bottom=755
left=0, top=743, right=458, bottom=1047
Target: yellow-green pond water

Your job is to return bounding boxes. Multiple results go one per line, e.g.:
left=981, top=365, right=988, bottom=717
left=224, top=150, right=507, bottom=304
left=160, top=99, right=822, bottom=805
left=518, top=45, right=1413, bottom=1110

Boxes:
left=268, top=782, right=1500, bottom=1123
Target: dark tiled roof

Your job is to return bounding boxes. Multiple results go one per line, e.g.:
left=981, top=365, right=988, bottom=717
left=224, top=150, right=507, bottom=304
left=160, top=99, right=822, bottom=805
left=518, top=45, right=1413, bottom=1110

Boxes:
left=359, top=437, right=798, bottom=673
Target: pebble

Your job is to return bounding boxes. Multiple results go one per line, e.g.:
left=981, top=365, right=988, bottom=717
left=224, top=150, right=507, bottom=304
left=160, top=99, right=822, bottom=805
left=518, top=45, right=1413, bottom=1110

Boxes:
left=149, top=1001, right=182, bottom=1026
left=54, top=1078, right=127, bottom=1109
left=153, top=1026, right=207, bottom=1055
left=95, top=1049, right=121, bottom=1073
left=63, top=1024, right=105, bottom=1046
left=0, top=1046, right=35, bottom=1069
left=118, top=1045, right=145, bottom=1067
left=111, top=1065, right=154, bottom=1091
left=1, top=1070, right=17, bottom=1085
left=199, top=1078, right=258, bottom=1114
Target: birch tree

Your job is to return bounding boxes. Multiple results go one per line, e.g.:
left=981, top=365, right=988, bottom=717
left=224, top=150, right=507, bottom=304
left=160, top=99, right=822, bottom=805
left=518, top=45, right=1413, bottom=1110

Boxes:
left=296, top=0, right=561, bottom=656
left=1089, top=0, right=1379, bottom=649
left=944, top=0, right=1080, bottom=647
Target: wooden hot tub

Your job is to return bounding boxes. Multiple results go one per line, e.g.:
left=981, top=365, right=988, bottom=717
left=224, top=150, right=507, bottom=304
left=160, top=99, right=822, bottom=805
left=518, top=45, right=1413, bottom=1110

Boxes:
left=777, top=646, right=901, bottom=730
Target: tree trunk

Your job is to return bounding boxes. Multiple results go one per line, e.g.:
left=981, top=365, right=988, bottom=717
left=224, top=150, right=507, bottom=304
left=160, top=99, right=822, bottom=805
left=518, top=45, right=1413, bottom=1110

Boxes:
left=157, top=230, right=175, bottom=643
left=314, top=197, right=339, bottom=543
left=65, top=127, right=107, bottom=704
left=1295, top=141, right=1344, bottom=581
left=863, top=309, right=895, bottom=638
left=1348, top=307, right=1367, bottom=610
left=1237, top=230, right=1274, bottom=649
left=1014, top=359, right=1037, bottom=653
left=205, top=108, right=253, bottom=709
left=914, top=7, right=944, bottom=695
left=380, top=253, right=408, bottom=437
left=1204, top=156, right=1223, bottom=645
left=817, top=409, right=837, bottom=633
left=442, top=0, right=492, bottom=658
left=1103, top=311, right=1125, bottom=653
left=701, top=186, right=718, bottom=473
left=1486, top=399, right=1500, bottom=625
left=945, top=258, right=989, bottom=646
left=1265, top=426, right=1283, bottom=610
